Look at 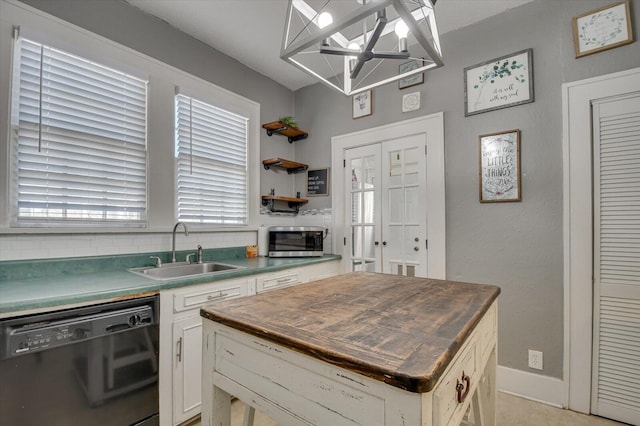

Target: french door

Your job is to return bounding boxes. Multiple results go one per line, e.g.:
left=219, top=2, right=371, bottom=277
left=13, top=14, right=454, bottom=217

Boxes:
left=591, top=92, right=640, bottom=425
left=345, top=134, right=427, bottom=277
left=346, top=144, right=380, bottom=273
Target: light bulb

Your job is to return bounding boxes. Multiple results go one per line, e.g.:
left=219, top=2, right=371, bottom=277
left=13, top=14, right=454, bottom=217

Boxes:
left=348, top=43, right=360, bottom=68
left=318, top=12, right=333, bottom=29
left=395, top=20, right=409, bottom=39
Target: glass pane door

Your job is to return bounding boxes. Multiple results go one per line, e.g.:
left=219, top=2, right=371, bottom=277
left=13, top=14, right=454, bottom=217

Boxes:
left=345, top=145, right=381, bottom=272
left=382, top=135, right=427, bottom=277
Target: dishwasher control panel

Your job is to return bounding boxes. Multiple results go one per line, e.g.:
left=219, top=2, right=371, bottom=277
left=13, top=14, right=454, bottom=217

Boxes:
left=2, top=303, right=155, bottom=358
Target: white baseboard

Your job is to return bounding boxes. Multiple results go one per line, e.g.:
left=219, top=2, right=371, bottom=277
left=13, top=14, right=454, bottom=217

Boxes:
left=497, top=365, right=565, bottom=408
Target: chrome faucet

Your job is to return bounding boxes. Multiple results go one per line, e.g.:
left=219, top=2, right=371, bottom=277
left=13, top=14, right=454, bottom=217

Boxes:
left=172, top=222, right=189, bottom=263
left=149, top=256, right=162, bottom=268
left=197, top=245, right=203, bottom=263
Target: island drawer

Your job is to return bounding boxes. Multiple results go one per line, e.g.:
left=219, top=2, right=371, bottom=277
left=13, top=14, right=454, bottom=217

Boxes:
left=433, top=300, right=497, bottom=426
left=214, top=331, right=386, bottom=425
left=433, top=339, right=478, bottom=426
left=173, top=278, right=249, bottom=312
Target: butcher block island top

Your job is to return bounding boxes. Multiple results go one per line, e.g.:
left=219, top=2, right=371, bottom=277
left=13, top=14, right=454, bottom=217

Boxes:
left=200, top=272, right=500, bottom=393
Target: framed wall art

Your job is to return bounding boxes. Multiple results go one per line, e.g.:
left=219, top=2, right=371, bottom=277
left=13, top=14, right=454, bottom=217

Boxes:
left=398, top=59, right=424, bottom=89
left=464, top=48, right=534, bottom=117
left=352, top=90, right=372, bottom=119
left=479, top=129, right=521, bottom=203
left=572, top=0, right=633, bottom=58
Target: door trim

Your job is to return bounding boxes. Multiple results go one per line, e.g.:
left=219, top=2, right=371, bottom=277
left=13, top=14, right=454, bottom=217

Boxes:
left=331, top=113, right=446, bottom=279
left=562, top=67, right=640, bottom=413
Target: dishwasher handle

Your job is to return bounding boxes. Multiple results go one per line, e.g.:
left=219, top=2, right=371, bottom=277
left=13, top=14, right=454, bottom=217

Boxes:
left=106, top=323, right=131, bottom=333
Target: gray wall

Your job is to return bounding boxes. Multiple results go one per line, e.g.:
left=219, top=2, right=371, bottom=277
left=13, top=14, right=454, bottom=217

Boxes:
left=19, top=0, right=298, bottom=199
left=293, top=0, right=640, bottom=378
left=19, top=0, right=640, bottom=378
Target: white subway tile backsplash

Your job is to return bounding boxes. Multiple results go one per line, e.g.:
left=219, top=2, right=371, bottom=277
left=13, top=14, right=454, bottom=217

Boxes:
left=1, top=210, right=333, bottom=261
left=0, top=231, right=255, bottom=261
left=19, top=248, right=50, bottom=259
left=73, top=247, right=99, bottom=257
left=11, top=238, right=43, bottom=250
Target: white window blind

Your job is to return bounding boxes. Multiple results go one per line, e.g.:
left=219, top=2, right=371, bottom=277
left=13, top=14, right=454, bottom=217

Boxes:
left=12, top=37, right=148, bottom=225
left=175, top=94, right=249, bottom=225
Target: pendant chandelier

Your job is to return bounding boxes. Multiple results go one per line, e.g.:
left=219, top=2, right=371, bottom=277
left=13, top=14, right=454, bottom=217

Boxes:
left=281, top=0, right=443, bottom=96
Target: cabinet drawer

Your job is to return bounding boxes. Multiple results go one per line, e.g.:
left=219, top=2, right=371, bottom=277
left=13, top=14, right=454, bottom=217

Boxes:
left=257, top=271, right=302, bottom=293
left=173, top=279, right=248, bottom=312
left=433, top=339, right=478, bottom=426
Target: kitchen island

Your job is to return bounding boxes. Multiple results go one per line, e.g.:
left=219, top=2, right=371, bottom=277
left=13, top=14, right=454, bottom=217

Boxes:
left=200, top=272, right=500, bottom=425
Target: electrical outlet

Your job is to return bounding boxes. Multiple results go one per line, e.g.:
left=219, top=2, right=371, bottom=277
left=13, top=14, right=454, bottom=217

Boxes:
left=528, top=349, right=543, bottom=370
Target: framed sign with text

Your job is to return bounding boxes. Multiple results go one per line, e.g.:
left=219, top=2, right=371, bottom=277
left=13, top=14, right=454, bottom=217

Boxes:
left=479, top=129, right=521, bottom=203
left=398, top=58, right=424, bottom=89
left=307, top=168, right=329, bottom=196
left=464, top=49, right=534, bottom=116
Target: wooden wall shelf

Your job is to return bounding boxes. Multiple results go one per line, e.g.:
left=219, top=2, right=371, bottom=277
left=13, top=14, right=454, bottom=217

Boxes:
left=262, top=158, right=308, bottom=174
left=261, top=190, right=308, bottom=214
left=262, top=121, right=308, bottom=143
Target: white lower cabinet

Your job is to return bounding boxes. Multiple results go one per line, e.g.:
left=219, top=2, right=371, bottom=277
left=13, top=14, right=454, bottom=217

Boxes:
left=160, top=276, right=251, bottom=426
left=159, top=260, right=341, bottom=426
left=172, top=315, right=204, bottom=424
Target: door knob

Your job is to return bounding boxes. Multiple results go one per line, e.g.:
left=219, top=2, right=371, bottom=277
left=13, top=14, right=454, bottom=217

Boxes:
left=414, top=246, right=419, bottom=251
left=374, top=241, right=379, bottom=246
left=414, top=237, right=419, bottom=242
left=382, top=241, right=387, bottom=246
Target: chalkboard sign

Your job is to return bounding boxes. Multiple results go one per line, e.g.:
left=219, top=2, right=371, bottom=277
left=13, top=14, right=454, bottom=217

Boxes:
left=307, top=168, right=329, bottom=196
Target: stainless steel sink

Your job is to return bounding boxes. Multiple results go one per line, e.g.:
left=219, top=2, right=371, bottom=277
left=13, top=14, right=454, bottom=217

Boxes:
left=129, top=261, right=243, bottom=280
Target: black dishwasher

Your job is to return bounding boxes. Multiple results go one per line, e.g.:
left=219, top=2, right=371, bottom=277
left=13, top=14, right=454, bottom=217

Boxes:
left=0, top=295, right=159, bottom=426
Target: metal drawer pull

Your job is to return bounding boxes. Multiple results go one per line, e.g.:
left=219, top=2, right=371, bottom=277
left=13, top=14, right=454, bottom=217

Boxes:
left=456, top=371, right=471, bottom=403
left=207, top=292, right=229, bottom=301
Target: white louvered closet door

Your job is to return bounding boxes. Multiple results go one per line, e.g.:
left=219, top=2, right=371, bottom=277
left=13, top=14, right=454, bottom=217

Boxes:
left=592, top=93, right=640, bottom=425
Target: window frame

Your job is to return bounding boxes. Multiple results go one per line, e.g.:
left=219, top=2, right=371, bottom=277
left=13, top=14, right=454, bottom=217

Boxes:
left=10, top=36, right=150, bottom=227
left=175, top=92, right=250, bottom=226
left=0, top=1, right=260, bottom=233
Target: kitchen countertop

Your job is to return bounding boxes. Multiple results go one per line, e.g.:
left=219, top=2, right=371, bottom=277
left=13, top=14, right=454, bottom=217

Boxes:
left=201, top=271, right=500, bottom=393
left=0, top=252, right=341, bottom=317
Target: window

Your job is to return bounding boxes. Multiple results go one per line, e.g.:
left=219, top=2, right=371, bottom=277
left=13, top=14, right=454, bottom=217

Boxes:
left=11, top=37, right=148, bottom=225
left=175, top=94, right=249, bottom=225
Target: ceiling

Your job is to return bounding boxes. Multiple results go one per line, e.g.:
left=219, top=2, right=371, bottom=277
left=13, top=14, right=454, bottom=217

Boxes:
left=126, top=0, right=534, bottom=92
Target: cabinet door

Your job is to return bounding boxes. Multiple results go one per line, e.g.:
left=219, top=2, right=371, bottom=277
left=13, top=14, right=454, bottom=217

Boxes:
left=172, top=315, right=203, bottom=425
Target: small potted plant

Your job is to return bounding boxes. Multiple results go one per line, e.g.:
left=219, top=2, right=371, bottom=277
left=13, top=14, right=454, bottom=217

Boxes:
left=278, top=116, right=298, bottom=129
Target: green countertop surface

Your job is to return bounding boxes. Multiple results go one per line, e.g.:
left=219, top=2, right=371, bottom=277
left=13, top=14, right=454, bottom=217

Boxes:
left=0, top=254, right=341, bottom=316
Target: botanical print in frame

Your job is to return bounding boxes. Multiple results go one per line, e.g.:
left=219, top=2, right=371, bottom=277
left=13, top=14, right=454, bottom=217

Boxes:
left=573, top=0, right=633, bottom=58
left=464, top=49, right=534, bottom=117
left=479, top=129, right=521, bottom=203
left=352, top=90, right=372, bottom=119
left=398, top=59, right=424, bottom=89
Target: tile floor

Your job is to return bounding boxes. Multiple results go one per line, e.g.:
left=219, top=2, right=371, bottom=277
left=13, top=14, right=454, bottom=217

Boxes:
left=190, top=392, right=628, bottom=425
